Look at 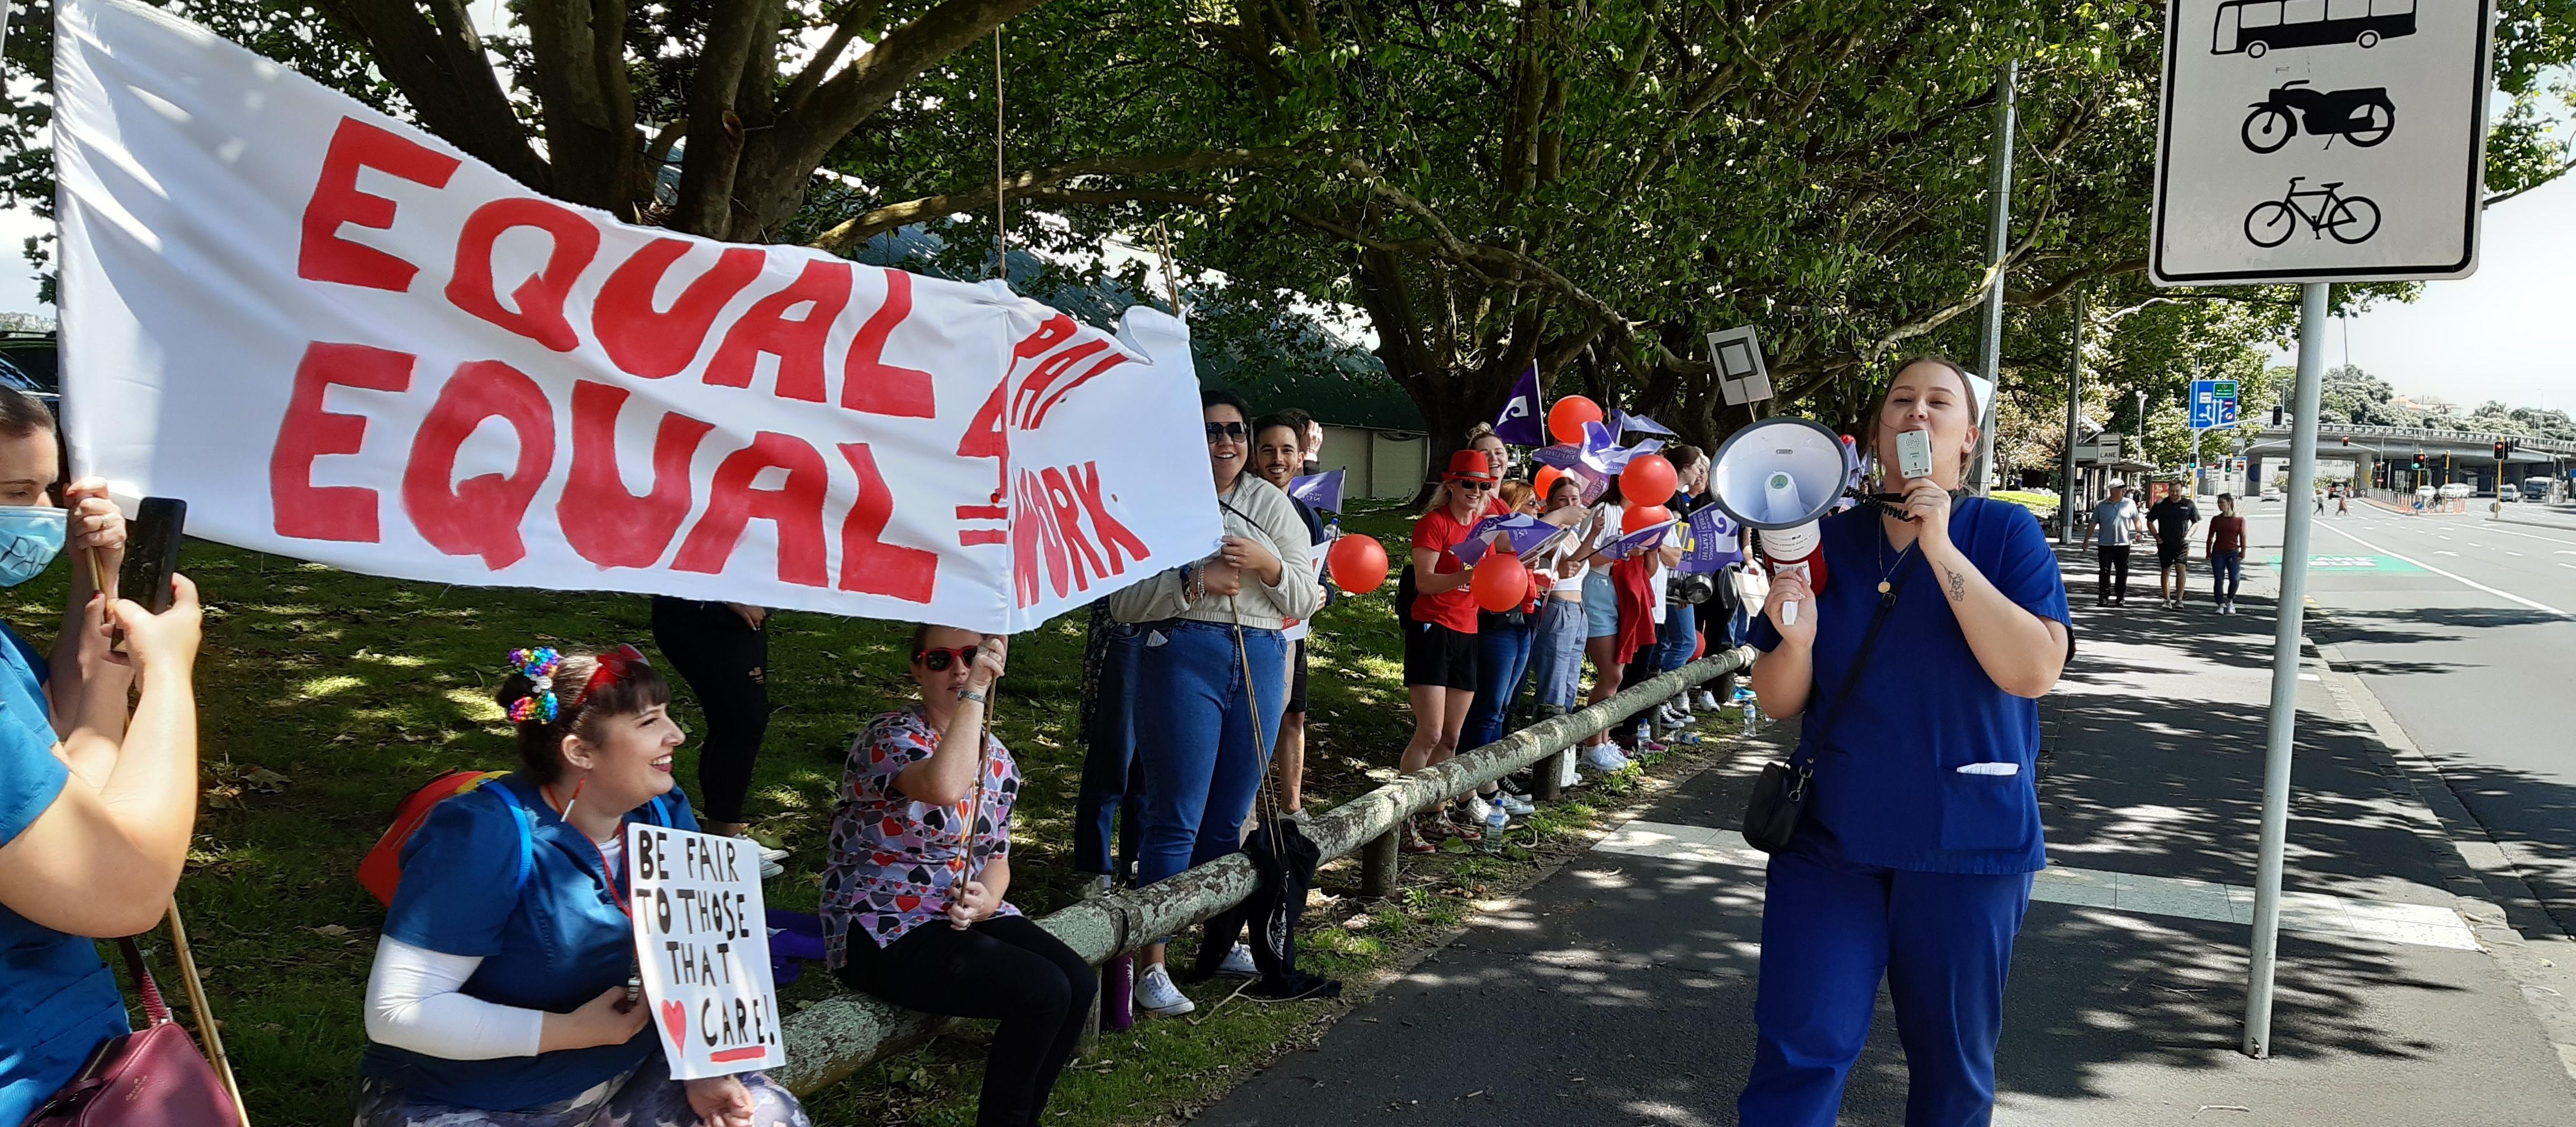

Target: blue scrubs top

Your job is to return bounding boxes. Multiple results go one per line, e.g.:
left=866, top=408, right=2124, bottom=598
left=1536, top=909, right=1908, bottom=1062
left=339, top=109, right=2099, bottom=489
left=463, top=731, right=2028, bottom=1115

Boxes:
left=0, top=626, right=130, bottom=1125
left=359, top=773, right=695, bottom=1110
left=1751, top=498, right=2070, bottom=874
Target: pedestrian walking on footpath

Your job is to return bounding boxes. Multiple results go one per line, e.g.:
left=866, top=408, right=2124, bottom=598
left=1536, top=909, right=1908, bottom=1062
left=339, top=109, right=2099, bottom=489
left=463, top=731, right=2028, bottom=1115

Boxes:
left=2206, top=494, right=2247, bottom=614
left=2146, top=484, right=2200, bottom=611
left=2335, top=484, right=2349, bottom=517
left=1737, top=356, right=2071, bottom=1127
left=2090, top=481, right=2143, bottom=606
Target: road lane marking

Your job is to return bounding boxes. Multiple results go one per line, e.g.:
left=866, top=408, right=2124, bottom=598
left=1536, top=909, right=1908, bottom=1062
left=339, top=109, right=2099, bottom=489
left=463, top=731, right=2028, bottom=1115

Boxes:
left=2437, top=551, right=2460, bottom=556
left=2475, top=523, right=2576, bottom=549
left=2509, top=551, right=2525, bottom=557
left=2314, top=522, right=2571, bottom=618
left=1597, top=820, right=2481, bottom=952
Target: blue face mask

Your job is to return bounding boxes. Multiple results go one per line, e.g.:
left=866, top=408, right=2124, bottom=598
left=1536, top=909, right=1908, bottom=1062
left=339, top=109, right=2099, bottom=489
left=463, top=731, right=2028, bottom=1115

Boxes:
left=0, top=506, right=66, bottom=588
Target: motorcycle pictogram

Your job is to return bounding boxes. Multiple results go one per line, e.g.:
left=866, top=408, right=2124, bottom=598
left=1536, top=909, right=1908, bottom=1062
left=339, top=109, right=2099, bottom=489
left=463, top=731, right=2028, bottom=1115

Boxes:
left=2241, top=81, right=2395, bottom=153
left=2242, top=177, right=2381, bottom=248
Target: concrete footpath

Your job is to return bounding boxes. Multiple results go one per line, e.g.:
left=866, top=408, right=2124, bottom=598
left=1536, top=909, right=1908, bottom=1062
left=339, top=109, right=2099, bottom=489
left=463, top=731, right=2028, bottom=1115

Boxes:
left=1192, top=543, right=2576, bottom=1125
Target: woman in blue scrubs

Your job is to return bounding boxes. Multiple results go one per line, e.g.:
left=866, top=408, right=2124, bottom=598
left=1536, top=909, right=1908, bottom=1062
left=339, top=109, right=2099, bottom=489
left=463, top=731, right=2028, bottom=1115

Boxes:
left=0, top=386, right=205, bottom=1124
left=1736, top=357, right=2071, bottom=1127
left=357, top=647, right=808, bottom=1127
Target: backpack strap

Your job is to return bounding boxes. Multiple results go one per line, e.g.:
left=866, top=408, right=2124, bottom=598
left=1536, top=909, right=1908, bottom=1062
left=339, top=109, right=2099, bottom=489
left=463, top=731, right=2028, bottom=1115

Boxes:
left=482, top=780, right=537, bottom=896
left=647, top=794, right=672, bottom=827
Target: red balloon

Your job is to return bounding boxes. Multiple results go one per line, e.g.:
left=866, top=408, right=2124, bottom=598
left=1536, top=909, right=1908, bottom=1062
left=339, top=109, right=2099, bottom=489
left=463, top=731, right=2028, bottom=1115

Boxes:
left=1533, top=465, right=1564, bottom=499
left=1547, top=396, right=1604, bottom=444
left=1620, top=455, right=1678, bottom=503
left=1622, top=504, right=1672, bottom=534
left=1692, top=631, right=1708, bottom=660
left=1327, top=534, right=1389, bottom=595
left=1471, top=552, right=1530, bottom=613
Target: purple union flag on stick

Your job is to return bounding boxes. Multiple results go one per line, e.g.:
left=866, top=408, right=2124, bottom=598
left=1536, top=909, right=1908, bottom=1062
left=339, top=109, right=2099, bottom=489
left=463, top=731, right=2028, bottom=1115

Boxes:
left=1491, top=363, right=1545, bottom=446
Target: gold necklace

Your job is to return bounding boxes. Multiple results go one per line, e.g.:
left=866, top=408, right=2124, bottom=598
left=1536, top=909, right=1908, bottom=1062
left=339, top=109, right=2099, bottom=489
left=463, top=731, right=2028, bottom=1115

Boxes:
left=1876, top=521, right=1914, bottom=597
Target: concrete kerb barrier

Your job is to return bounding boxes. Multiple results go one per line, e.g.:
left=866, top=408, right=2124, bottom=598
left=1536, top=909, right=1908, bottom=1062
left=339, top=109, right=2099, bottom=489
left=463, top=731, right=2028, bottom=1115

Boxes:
left=773, top=646, right=1759, bottom=1095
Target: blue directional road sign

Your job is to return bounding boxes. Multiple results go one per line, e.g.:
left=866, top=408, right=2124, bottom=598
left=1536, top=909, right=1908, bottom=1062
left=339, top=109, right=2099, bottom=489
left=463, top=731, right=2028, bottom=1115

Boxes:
left=2191, top=378, right=2238, bottom=430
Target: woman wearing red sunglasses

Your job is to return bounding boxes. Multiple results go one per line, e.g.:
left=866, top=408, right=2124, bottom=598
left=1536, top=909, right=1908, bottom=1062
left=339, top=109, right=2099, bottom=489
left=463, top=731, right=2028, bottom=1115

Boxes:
left=822, top=627, right=1095, bottom=1127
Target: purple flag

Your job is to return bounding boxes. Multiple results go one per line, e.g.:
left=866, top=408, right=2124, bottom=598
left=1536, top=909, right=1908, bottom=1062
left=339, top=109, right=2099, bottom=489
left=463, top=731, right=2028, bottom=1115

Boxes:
left=1492, top=363, right=1545, bottom=446
left=1607, top=409, right=1678, bottom=438
left=1289, top=468, right=1345, bottom=514
left=1677, top=505, right=1744, bottom=574
left=1452, top=513, right=1571, bottom=566
left=1597, top=519, right=1675, bottom=561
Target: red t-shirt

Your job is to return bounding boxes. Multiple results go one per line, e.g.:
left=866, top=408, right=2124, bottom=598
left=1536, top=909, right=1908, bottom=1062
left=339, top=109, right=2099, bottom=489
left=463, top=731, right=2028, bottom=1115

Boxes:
left=1411, top=507, right=1482, bottom=633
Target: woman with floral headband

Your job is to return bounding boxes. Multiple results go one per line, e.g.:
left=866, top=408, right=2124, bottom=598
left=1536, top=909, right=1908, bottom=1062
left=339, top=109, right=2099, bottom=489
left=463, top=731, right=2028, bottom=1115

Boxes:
left=824, top=627, right=1095, bottom=1127
left=356, top=646, right=808, bottom=1127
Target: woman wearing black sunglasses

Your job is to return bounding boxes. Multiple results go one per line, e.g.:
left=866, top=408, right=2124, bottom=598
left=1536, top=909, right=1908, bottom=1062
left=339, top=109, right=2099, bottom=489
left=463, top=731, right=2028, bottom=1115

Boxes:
left=821, top=628, right=1096, bottom=1127
left=1106, top=388, right=1320, bottom=1016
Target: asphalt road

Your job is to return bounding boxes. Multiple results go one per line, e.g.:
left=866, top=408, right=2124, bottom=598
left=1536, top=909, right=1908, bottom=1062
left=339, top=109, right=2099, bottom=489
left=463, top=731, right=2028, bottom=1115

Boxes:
left=2237, top=497, right=2576, bottom=935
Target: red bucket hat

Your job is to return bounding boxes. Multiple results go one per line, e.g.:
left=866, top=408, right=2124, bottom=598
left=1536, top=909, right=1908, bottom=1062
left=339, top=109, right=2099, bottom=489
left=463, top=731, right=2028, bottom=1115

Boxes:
left=1444, top=448, right=1499, bottom=483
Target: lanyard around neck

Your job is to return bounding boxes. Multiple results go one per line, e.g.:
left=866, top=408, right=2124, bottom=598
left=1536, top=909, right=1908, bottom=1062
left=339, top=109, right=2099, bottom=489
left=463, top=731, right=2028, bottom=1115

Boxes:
left=544, top=782, right=631, bottom=917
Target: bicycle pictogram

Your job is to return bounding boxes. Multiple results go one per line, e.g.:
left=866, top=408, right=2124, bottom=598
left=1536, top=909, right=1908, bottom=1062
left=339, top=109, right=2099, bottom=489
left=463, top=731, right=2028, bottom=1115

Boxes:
left=2242, top=177, right=2381, bottom=248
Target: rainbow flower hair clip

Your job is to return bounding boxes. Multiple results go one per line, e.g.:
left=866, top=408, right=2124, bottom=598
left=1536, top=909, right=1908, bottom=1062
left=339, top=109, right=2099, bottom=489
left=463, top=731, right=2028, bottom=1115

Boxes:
left=505, top=647, right=565, bottom=723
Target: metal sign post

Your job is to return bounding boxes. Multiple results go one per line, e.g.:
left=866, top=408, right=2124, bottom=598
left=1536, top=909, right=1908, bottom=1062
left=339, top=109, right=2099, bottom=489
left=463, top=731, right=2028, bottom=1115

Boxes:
left=2150, top=0, right=2497, bottom=1060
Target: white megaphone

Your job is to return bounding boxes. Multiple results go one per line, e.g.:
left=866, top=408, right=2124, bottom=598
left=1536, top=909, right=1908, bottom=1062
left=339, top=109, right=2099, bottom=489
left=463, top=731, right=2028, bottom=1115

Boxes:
left=1708, top=418, right=1849, bottom=626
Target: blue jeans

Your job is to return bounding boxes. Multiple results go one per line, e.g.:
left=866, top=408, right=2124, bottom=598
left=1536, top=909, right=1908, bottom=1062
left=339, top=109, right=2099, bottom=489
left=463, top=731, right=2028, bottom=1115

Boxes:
left=1528, top=598, right=1588, bottom=709
left=1653, top=601, right=1699, bottom=674
left=2210, top=551, right=2244, bottom=603
left=1073, top=620, right=1143, bottom=878
left=1460, top=613, right=1537, bottom=751
left=1130, top=621, right=1287, bottom=887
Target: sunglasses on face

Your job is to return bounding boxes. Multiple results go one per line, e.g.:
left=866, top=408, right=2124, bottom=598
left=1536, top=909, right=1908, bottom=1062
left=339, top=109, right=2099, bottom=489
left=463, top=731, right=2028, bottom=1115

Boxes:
left=1450, top=479, right=1494, bottom=493
left=914, top=645, right=979, bottom=672
left=1205, top=422, right=1248, bottom=443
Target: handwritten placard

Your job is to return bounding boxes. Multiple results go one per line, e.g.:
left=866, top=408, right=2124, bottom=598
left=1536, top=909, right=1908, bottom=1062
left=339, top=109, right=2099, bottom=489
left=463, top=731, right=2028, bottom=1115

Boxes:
left=628, top=824, right=784, bottom=1079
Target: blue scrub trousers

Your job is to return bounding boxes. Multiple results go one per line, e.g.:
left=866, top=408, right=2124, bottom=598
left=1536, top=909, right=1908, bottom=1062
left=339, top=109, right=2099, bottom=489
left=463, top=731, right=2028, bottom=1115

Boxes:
left=1073, top=619, right=1143, bottom=878
left=1739, top=845, right=2036, bottom=1127
left=1460, top=613, right=1536, bottom=750
left=1130, top=621, right=1286, bottom=887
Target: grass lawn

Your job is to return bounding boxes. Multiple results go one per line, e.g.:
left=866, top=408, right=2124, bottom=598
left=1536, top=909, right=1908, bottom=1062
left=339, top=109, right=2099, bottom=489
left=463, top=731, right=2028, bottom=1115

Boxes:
left=31, top=495, right=1739, bottom=1125
left=1991, top=490, right=2061, bottom=518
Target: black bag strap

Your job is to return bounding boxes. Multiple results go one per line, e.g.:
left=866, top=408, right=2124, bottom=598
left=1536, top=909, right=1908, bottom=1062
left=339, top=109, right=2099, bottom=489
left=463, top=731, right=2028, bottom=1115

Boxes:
left=1793, top=557, right=1913, bottom=769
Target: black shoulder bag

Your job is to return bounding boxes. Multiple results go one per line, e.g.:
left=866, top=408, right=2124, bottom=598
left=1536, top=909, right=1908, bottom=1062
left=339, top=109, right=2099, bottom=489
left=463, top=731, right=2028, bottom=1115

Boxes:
left=1740, top=563, right=1911, bottom=853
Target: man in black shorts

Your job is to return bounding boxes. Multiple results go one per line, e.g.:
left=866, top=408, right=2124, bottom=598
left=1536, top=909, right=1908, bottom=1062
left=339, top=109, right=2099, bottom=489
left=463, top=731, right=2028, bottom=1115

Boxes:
left=1253, top=411, right=1331, bottom=817
left=2146, top=482, right=2201, bottom=612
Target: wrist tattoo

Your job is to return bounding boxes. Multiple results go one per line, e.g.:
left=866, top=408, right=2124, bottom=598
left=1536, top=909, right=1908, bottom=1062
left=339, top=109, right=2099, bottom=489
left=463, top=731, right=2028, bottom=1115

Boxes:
left=1943, top=565, right=1968, bottom=603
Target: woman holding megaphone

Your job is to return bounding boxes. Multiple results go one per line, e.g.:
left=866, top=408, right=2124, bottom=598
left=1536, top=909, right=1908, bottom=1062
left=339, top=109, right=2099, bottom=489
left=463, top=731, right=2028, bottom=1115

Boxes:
left=1735, top=356, right=2071, bottom=1127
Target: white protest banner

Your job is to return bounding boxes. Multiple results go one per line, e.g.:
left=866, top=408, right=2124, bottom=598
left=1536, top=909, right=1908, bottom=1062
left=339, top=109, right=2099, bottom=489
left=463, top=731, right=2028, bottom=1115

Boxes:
left=629, top=823, right=783, bottom=1080
left=53, top=0, right=1216, bottom=632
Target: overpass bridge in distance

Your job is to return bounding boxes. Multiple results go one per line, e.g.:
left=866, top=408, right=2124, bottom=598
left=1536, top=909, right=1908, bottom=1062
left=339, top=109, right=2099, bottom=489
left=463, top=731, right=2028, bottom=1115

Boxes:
left=2236, top=423, right=2576, bottom=493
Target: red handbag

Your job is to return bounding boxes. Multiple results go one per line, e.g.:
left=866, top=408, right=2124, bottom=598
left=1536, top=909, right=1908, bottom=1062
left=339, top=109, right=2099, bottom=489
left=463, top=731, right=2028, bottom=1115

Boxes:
left=26, top=937, right=240, bottom=1127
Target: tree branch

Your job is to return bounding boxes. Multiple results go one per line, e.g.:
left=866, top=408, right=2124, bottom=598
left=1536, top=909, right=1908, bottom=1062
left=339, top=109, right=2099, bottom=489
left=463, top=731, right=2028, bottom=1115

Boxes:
left=315, top=0, right=549, bottom=191
left=807, top=146, right=1311, bottom=253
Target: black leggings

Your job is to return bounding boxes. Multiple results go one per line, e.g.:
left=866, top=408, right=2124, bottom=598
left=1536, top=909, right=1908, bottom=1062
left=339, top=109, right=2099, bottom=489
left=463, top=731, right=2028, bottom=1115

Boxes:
left=835, top=915, right=1097, bottom=1127
left=650, top=596, right=769, bottom=825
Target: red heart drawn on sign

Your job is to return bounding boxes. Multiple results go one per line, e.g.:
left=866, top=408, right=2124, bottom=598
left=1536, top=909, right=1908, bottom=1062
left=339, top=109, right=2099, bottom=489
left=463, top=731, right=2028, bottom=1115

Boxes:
left=660, top=1000, right=688, bottom=1049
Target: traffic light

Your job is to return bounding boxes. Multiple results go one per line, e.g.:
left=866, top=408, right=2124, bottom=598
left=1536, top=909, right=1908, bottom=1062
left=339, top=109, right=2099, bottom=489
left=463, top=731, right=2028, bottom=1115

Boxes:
left=2340, top=435, right=2351, bottom=447
left=2412, top=451, right=2426, bottom=472
left=2494, top=439, right=2509, bottom=461
left=2271, top=405, right=2285, bottom=426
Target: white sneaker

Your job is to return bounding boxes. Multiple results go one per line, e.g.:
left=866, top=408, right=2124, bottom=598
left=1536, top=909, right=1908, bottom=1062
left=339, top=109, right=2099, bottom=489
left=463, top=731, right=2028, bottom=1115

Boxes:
left=1215, top=943, right=1258, bottom=979
left=1693, top=690, right=1723, bottom=711
left=1461, top=794, right=1494, bottom=825
left=757, top=856, right=785, bottom=880
left=1498, top=792, right=1537, bottom=816
left=1580, top=745, right=1632, bottom=773
left=1135, top=963, right=1195, bottom=1016
left=735, top=832, right=790, bottom=865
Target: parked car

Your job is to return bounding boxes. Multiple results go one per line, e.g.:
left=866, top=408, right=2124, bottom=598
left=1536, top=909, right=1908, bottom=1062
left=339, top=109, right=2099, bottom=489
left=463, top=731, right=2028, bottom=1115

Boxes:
left=2260, top=487, right=2282, bottom=503
left=2438, top=483, right=2473, bottom=499
left=0, top=331, right=58, bottom=412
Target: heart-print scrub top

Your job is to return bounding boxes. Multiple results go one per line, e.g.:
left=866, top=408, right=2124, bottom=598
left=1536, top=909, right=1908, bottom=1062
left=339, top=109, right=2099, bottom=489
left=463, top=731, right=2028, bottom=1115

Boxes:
left=820, top=705, right=1021, bottom=968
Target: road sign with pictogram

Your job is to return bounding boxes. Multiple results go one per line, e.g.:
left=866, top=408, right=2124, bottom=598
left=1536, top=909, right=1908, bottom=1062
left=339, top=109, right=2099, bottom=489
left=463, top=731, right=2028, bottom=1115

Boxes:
left=2191, top=378, right=2241, bottom=430
left=2152, top=0, right=2496, bottom=286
